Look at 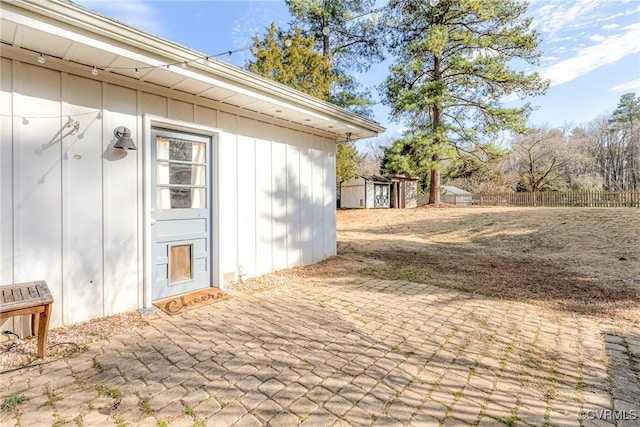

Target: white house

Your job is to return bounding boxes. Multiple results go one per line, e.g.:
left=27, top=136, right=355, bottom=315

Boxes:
left=0, top=0, right=384, bottom=330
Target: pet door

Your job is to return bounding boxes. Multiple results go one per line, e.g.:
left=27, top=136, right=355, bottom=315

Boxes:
left=170, top=244, right=193, bottom=283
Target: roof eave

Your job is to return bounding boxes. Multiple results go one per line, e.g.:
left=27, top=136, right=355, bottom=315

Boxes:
left=4, top=0, right=385, bottom=139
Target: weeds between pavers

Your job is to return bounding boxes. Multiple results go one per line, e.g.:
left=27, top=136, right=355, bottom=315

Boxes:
left=96, top=384, right=122, bottom=399
left=0, top=391, right=26, bottom=412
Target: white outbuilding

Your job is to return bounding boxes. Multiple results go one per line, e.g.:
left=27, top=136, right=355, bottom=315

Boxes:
left=0, top=0, right=384, bottom=330
left=340, top=176, right=392, bottom=209
left=441, top=185, right=473, bottom=205
left=340, top=174, right=419, bottom=209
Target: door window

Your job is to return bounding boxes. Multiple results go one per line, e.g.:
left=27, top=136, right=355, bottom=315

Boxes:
left=156, top=136, right=207, bottom=209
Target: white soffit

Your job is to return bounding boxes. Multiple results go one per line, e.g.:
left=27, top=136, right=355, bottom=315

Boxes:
left=197, top=86, right=239, bottom=102
left=0, top=16, right=16, bottom=40
left=0, top=0, right=385, bottom=140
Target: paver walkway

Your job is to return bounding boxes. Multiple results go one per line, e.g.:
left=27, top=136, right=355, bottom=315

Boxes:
left=1, top=277, right=639, bottom=426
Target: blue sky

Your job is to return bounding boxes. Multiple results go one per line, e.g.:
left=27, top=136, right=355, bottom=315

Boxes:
left=76, top=0, right=640, bottom=144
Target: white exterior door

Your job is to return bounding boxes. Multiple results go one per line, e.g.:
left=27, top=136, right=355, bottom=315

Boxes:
left=374, top=184, right=389, bottom=208
left=151, top=128, right=211, bottom=300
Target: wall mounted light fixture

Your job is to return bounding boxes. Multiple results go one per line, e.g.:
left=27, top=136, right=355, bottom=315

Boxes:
left=114, top=126, right=137, bottom=150
left=66, top=117, right=80, bottom=135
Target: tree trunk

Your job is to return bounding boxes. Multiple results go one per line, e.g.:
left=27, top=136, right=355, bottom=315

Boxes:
left=321, top=0, right=331, bottom=102
left=322, top=0, right=330, bottom=57
left=428, top=53, right=443, bottom=205
left=429, top=153, right=441, bottom=204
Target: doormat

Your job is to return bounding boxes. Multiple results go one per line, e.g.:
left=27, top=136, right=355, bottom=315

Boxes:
left=153, top=288, right=230, bottom=315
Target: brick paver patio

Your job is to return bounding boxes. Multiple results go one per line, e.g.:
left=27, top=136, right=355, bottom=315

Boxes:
left=1, top=277, right=638, bottom=426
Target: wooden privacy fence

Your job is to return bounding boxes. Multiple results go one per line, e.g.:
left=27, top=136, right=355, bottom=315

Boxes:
left=473, top=191, right=640, bottom=207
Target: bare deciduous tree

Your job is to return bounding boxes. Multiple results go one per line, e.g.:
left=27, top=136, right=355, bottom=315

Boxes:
left=577, top=93, right=640, bottom=192
left=511, top=127, right=571, bottom=192
left=357, top=137, right=393, bottom=176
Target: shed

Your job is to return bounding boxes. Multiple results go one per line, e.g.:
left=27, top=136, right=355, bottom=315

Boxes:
left=340, top=176, right=391, bottom=209
left=441, top=185, right=473, bottom=205
left=0, top=0, right=384, bottom=330
left=389, top=175, right=419, bottom=208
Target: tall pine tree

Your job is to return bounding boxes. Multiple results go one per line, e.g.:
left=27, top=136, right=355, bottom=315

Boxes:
left=608, top=93, right=640, bottom=190
left=382, top=0, right=548, bottom=203
left=286, top=0, right=383, bottom=116
left=248, top=23, right=333, bottom=100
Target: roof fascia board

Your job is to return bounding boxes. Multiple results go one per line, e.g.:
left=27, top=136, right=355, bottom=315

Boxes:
left=1, top=6, right=328, bottom=120
left=0, top=45, right=343, bottom=140
left=6, top=0, right=385, bottom=136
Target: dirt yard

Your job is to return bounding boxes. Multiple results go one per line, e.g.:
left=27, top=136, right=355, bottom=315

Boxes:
left=246, top=206, right=639, bottom=331
left=333, top=206, right=640, bottom=329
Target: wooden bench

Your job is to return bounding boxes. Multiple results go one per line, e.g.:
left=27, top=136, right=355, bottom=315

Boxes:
left=0, top=280, right=54, bottom=358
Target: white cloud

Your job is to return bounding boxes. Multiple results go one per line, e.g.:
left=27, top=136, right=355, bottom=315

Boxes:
left=613, top=78, right=640, bottom=92
left=531, top=0, right=602, bottom=35
left=551, top=46, right=569, bottom=55
left=379, top=123, right=408, bottom=139
left=602, top=24, right=620, bottom=31
left=554, top=35, right=580, bottom=43
left=76, top=1, right=164, bottom=35
left=230, top=3, right=289, bottom=65
left=540, top=23, right=640, bottom=87
left=588, top=34, right=606, bottom=42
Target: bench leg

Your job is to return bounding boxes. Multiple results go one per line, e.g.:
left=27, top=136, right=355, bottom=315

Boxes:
left=31, top=313, right=40, bottom=337
left=36, top=303, right=52, bottom=358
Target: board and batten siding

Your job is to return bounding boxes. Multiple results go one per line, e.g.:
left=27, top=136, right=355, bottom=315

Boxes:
left=0, top=58, right=337, bottom=330
left=341, top=178, right=366, bottom=208
left=365, top=181, right=376, bottom=209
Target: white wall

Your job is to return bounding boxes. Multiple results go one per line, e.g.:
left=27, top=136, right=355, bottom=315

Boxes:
left=442, top=195, right=473, bottom=205
left=0, top=58, right=337, bottom=328
left=405, top=181, right=418, bottom=208
left=0, top=59, right=14, bottom=292
left=340, top=178, right=365, bottom=208
left=365, top=181, right=376, bottom=209
left=231, top=122, right=336, bottom=283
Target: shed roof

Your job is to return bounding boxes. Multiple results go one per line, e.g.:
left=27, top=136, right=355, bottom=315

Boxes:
left=0, top=0, right=385, bottom=140
left=361, top=175, right=392, bottom=184
left=389, top=174, right=420, bottom=182
left=442, top=185, right=473, bottom=195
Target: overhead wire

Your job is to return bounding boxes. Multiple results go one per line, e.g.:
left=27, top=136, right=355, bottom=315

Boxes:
left=1, top=3, right=393, bottom=79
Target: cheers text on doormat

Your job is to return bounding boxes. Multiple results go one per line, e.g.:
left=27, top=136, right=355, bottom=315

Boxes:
left=153, top=288, right=230, bottom=315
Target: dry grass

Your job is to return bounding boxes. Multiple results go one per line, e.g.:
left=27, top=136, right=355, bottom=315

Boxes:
left=335, top=206, right=640, bottom=329
left=245, top=206, right=640, bottom=329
